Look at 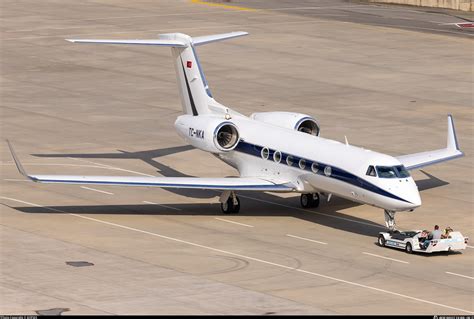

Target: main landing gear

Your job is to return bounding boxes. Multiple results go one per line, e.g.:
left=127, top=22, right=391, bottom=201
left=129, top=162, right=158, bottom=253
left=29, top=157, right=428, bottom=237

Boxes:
left=300, top=193, right=320, bottom=209
left=220, top=191, right=241, bottom=214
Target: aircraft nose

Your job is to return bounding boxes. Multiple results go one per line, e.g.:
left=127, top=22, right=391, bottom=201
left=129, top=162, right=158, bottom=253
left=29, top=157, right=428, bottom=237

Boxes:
left=410, top=190, right=422, bottom=208
left=407, top=181, right=422, bottom=208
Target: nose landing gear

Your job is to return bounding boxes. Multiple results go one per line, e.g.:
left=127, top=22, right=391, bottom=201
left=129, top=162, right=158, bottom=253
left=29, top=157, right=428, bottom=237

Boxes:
left=384, top=210, right=397, bottom=231
left=300, top=193, right=320, bottom=209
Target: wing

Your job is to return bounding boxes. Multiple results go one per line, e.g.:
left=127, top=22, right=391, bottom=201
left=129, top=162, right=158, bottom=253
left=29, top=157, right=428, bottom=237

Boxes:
left=6, top=141, right=294, bottom=192
left=397, top=115, right=464, bottom=170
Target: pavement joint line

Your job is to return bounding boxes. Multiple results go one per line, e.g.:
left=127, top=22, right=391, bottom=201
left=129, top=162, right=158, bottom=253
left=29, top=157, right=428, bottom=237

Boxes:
left=143, top=201, right=182, bottom=211
left=287, top=234, right=328, bottom=245
left=362, top=252, right=409, bottom=264
left=1, top=195, right=473, bottom=315
left=4, top=179, right=31, bottom=182
left=80, top=186, right=114, bottom=195
left=445, top=272, right=474, bottom=280
left=214, top=217, right=254, bottom=228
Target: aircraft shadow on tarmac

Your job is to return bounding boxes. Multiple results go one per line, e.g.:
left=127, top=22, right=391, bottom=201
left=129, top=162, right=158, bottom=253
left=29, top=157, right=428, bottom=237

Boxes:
left=22, top=148, right=450, bottom=238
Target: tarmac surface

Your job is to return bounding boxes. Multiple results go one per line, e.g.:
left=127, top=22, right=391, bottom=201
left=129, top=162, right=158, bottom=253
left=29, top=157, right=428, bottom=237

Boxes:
left=1, top=0, right=473, bottom=315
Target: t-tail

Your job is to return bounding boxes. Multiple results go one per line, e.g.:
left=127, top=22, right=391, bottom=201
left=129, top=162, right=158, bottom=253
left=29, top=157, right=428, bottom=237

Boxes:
left=66, top=31, right=248, bottom=116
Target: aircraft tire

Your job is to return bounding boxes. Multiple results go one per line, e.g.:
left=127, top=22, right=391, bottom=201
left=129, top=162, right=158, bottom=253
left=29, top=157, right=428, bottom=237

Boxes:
left=221, top=196, right=240, bottom=214
left=300, top=194, right=314, bottom=208
left=311, top=193, right=320, bottom=208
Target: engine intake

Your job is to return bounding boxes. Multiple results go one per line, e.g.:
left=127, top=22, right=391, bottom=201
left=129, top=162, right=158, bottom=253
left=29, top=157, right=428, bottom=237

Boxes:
left=295, top=117, right=320, bottom=136
left=175, top=115, right=240, bottom=153
left=214, top=123, right=239, bottom=151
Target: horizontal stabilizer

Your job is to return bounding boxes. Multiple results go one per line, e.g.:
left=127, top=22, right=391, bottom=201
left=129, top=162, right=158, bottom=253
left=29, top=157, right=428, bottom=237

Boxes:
left=192, top=31, right=248, bottom=46
left=66, top=39, right=187, bottom=47
left=66, top=31, right=248, bottom=48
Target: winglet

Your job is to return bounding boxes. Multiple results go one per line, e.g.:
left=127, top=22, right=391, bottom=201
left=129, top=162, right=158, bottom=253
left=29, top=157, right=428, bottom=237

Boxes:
left=447, top=114, right=461, bottom=151
left=6, top=140, right=30, bottom=179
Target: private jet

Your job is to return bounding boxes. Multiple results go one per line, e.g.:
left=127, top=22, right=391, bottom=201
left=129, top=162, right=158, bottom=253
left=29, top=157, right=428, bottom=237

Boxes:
left=7, top=31, right=464, bottom=229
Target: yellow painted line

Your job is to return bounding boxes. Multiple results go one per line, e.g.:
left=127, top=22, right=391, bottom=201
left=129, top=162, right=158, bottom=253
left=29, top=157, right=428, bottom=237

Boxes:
left=191, top=0, right=258, bottom=12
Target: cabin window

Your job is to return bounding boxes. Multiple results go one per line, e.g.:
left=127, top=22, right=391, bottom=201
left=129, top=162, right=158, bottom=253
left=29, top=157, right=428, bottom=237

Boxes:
left=311, top=162, right=319, bottom=173
left=299, top=159, right=306, bottom=169
left=366, top=165, right=376, bottom=177
left=286, top=155, right=294, bottom=166
left=273, top=151, right=282, bottom=163
left=324, top=166, right=332, bottom=176
left=261, top=147, right=269, bottom=160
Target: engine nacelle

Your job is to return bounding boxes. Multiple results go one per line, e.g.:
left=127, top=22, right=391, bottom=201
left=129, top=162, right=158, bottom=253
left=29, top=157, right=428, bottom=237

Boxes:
left=175, top=115, right=240, bottom=153
left=250, top=112, right=320, bottom=136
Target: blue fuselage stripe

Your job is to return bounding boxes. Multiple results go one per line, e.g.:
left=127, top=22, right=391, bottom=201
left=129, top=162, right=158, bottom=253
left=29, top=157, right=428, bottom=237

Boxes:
left=234, top=141, right=411, bottom=203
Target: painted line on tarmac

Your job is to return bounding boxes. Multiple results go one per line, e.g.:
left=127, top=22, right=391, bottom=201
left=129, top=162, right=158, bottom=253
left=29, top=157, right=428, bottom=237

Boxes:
left=446, top=272, right=474, bottom=280
left=466, top=245, right=474, bottom=249
left=214, top=217, right=254, bottom=228
left=3, top=19, right=332, bottom=41
left=287, top=234, right=327, bottom=245
left=59, top=159, right=385, bottom=230
left=190, top=0, right=257, bottom=11
left=2, top=196, right=473, bottom=315
left=239, top=194, right=385, bottom=229
left=67, top=157, right=155, bottom=177
left=1, top=162, right=103, bottom=169
left=363, top=252, right=409, bottom=264
left=143, top=201, right=181, bottom=211
left=80, top=186, right=114, bottom=195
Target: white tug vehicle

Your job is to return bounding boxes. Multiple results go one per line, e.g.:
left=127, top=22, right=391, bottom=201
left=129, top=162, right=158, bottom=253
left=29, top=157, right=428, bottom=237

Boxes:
left=378, top=229, right=468, bottom=254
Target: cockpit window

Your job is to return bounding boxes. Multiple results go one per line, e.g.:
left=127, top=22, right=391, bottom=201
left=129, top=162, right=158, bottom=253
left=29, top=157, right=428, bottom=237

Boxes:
left=376, top=166, right=397, bottom=178
left=395, top=165, right=410, bottom=178
left=376, top=165, right=411, bottom=178
left=366, top=165, right=376, bottom=177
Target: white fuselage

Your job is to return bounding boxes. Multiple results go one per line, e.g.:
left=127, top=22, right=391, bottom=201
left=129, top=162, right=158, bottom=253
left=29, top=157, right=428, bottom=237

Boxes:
left=175, top=113, right=422, bottom=212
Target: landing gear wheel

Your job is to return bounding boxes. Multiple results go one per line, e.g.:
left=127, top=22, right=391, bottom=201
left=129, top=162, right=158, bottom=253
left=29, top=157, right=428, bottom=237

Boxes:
left=221, top=195, right=240, bottom=214
left=378, top=235, right=386, bottom=247
left=232, top=196, right=241, bottom=214
left=300, top=194, right=312, bottom=208
left=300, top=193, right=319, bottom=208
left=405, top=243, right=413, bottom=254
left=311, top=193, right=320, bottom=208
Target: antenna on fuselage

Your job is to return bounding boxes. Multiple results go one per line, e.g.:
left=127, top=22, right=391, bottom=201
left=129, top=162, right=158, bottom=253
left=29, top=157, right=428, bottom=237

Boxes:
left=344, top=136, right=349, bottom=146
